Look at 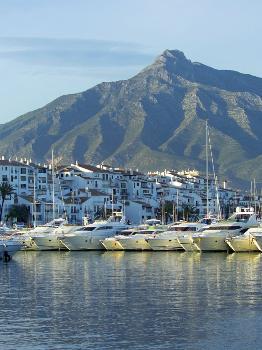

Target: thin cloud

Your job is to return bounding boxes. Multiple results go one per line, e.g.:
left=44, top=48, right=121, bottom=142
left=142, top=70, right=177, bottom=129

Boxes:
left=0, top=37, right=155, bottom=68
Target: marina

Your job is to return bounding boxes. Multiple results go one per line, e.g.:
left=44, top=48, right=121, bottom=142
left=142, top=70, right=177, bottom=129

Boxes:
left=1, top=2, right=262, bottom=349
left=1, top=207, right=262, bottom=258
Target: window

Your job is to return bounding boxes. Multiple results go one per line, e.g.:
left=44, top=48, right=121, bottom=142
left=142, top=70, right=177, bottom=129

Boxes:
left=20, top=184, right=26, bottom=188
left=97, top=226, right=113, bottom=230
left=38, top=168, right=46, bottom=173
left=205, top=226, right=242, bottom=231
left=20, top=168, right=27, bottom=174
left=20, top=176, right=27, bottom=181
left=169, top=226, right=197, bottom=232
left=2, top=175, right=8, bottom=181
left=76, top=227, right=96, bottom=231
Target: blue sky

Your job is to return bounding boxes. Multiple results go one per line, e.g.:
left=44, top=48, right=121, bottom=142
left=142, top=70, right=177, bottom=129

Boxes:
left=0, top=0, right=261, bottom=123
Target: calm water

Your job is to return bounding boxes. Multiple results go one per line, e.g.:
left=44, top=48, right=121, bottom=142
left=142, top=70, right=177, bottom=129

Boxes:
left=1, top=251, right=262, bottom=350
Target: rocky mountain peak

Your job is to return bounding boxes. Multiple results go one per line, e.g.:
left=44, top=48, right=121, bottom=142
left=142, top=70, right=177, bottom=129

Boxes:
left=159, top=49, right=188, bottom=61
left=151, top=49, right=193, bottom=78
left=0, top=50, right=261, bottom=187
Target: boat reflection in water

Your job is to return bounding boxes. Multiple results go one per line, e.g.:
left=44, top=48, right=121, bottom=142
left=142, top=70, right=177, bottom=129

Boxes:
left=1, top=251, right=262, bottom=349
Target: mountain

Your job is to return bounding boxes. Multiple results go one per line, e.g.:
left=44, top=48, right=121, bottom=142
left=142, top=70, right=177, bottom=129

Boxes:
left=0, top=49, right=262, bottom=187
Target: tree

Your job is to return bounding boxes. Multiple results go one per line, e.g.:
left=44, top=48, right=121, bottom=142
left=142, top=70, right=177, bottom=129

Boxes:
left=182, top=204, right=199, bottom=221
left=0, top=182, right=15, bottom=222
left=7, top=204, right=30, bottom=224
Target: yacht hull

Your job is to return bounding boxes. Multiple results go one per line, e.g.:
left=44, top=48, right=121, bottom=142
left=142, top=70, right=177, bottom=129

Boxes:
left=21, top=237, right=40, bottom=250
left=253, top=236, right=262, bottom=252
left=0, top=242, right=23, bottom=259
left=60, top=235, right=105, bottom=250
left=226, top=236, right=258, bottom=252
left=146, top=238, right=182, bottom=251
left=177, top=236, right=198, bottom=252
left=100, top=239, right=124, bottom=251
left=117, top=238, right=152, bottom=251
left=192, top=236, right=229, bottom=252
left=32, top=236, right=65, bottom=251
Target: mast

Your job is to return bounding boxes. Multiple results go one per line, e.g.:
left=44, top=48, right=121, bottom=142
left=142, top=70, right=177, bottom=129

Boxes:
left=254, top=178, right=256, bottom=214
left=172, top=195, right=175, bottom=223
left=176, top=189, right=179, bottom=221
left=33, top=172, right=36, bottom=228
left=111, top=188, right=114, bottom=215
left=161, top=197, right=165, bottom=225
left=52, top=149, right=55, bottom=220
left=206, top=120, right=209, bottom=217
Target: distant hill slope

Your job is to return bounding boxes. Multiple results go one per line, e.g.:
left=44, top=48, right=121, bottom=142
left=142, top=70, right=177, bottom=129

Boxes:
left=1, top=49, right=262, bottom=187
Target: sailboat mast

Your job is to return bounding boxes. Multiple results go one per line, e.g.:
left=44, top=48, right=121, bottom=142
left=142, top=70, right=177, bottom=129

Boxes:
left=52, top=149, right=55, bottom=220
left=176, top=189, right=179, bottom=221
left=111, top=188, right=114, bottom=215
left=254, top=178, right=256, bottom=214
left=206, top=120, right=209, bottom=218
left=33, top=172, right=36, bottom=228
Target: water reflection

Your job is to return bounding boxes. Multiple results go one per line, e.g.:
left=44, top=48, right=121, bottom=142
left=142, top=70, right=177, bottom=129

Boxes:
left=1, top=251, right=262, bottom=349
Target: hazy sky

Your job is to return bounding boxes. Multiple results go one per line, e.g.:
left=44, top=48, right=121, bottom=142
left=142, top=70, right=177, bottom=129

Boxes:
left=0, top=0, right=261, bottom=123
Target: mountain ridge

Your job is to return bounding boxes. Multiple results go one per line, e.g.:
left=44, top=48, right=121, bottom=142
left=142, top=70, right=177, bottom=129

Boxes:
left=0, top=49, right=261, bottom=188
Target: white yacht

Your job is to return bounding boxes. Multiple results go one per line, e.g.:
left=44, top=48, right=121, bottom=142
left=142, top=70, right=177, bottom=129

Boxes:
left=100, top=228, right=135, bottom=251
left=117, top=227, right=165, bottom=251
left=177, top=218, right=216, bottom=251
left=192, top=208, right=258, bottom=252
left=59, top=213, right=129, bottom=250
left=31, top=224, right=81, bottom=250
left=146, top=222, right=191, bottom=251
left=249, top=227, right=262, bottom=252
left=0, top=235, right=24, bottom=260
left=225, top=227, right=260, bottom=252
left=175, top=223, right=210, bottom=251
left=22, top=218, right=66, bottom=250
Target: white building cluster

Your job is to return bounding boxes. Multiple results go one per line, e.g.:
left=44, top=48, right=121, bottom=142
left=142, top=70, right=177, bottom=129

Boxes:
left=0, top=157, right=258, bottom=226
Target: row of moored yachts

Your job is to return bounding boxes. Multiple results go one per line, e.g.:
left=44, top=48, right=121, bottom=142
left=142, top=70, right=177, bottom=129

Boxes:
left=1, top=207, right=262, bottom=261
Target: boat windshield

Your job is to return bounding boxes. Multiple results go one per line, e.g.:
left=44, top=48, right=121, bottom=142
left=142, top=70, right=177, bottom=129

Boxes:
left=227, top=214, right=251, bottom=223
left=116, top=230, right=134, bottom=236
left=204, top=225, right=242, bottom=231
left=131, top=230, right=155, bottom=235
left=169, top=226, right=197, bottom=232
left=76, top=227, right=96, bottom=231
left=96, top=226, right=113, bottom=230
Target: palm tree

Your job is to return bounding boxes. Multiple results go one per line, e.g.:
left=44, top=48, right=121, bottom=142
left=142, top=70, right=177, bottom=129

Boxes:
left=182, top=204, right=198, bottom=221
left=0, top=182, right=15, bottom=222
left=7, top=204, right=30, bottom=225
